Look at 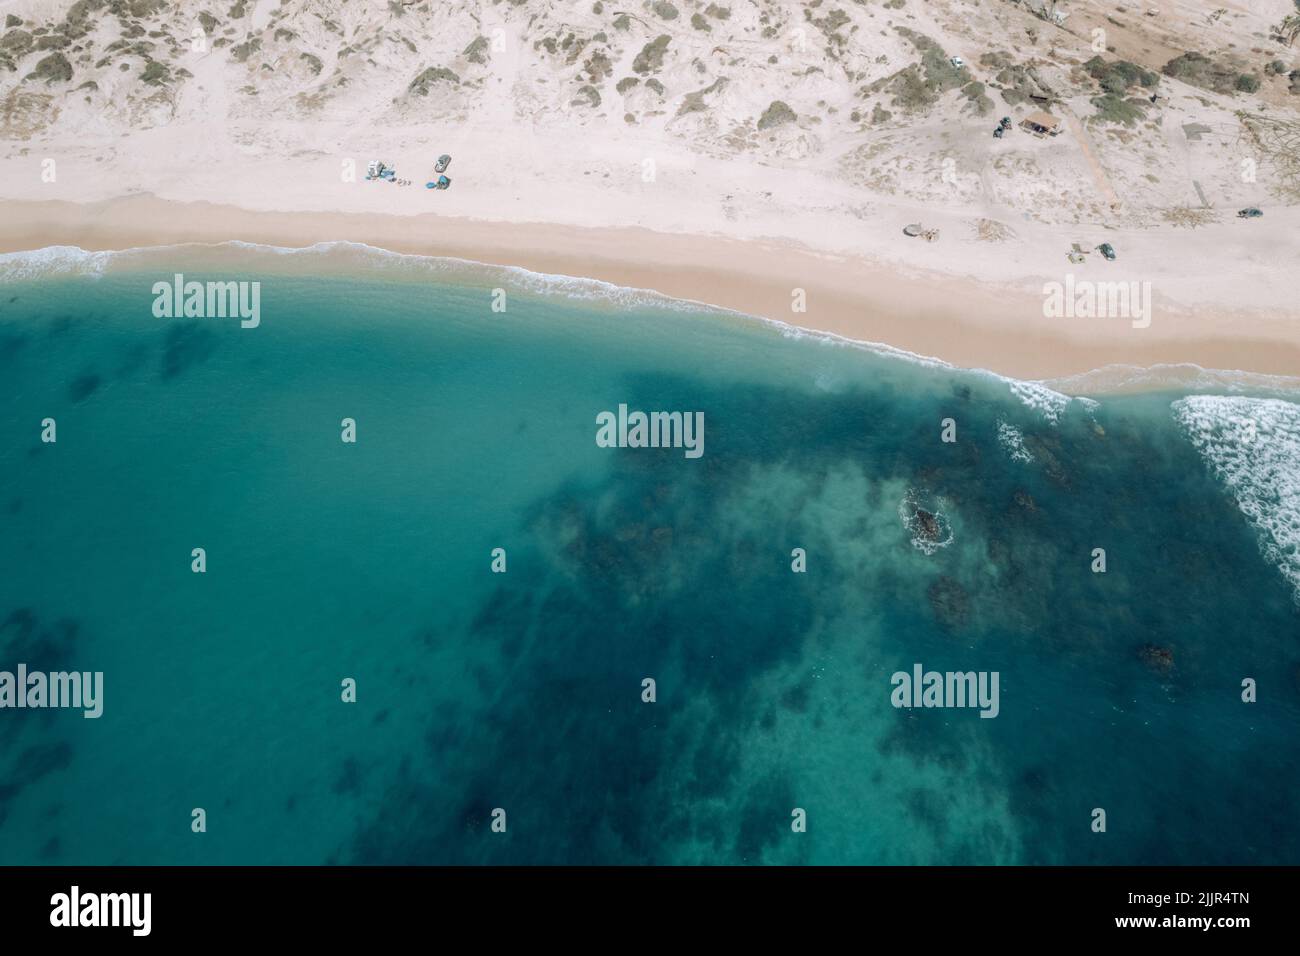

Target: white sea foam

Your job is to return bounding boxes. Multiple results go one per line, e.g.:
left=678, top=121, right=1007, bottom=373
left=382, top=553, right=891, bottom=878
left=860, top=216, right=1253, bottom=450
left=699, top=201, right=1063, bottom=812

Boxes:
left=223, top=239, right=707, bottom=312
left=996, top=419, right=1034, bottom=463
left=0, top=246, right=113, bottom=283
left=1008, top=380, right=1073, bottom=424
left=1076, top=396, right=1101, bottom=415
left=1047, top=362, right=1300, bottom=398
left=1172, top=395, right=1300, bottom=603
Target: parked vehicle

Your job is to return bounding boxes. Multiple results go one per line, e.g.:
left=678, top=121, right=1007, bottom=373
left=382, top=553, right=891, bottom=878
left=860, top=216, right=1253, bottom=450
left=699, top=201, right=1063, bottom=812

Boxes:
left=435, top=154, right=452, bottom=173
left=1237, top=207, right=1263, bottom=219
left=1097, top=243, right=1117, bottom=261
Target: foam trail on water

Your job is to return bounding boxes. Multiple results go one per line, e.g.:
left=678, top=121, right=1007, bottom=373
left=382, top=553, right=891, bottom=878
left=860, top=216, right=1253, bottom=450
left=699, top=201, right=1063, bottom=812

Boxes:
left=1173, top=395, right=1300, bottom=603
left=0, top=246, right=113, bottom=282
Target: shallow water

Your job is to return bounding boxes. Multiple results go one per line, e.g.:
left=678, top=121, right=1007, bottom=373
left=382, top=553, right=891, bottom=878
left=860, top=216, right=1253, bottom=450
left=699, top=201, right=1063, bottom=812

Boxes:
left=1, top=244, right=1297, bottom=864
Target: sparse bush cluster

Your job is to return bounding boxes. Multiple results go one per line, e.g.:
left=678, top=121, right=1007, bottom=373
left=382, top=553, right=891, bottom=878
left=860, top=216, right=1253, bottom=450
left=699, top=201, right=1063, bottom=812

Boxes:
left=1162, top=51, right=1258, bottom=97
left=1084, top=56, right=1158, bottom=95
left=757, top=99, right=796, bottom=130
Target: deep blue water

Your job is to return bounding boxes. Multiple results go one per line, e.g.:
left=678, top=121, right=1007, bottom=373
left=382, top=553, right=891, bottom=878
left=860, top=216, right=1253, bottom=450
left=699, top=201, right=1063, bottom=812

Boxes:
left=1, top=244, right=1297, bottom=864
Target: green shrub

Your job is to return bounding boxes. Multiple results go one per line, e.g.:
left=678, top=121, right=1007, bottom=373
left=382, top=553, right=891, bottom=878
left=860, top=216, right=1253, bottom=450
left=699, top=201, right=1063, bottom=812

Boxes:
left=757, top=100, right=797, bottom=130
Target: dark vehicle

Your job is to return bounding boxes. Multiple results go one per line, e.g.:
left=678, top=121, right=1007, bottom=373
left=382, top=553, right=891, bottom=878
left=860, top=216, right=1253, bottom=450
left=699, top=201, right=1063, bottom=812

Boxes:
left=1237, top=207, right=1263, bottom=219
left=1097, top=243, right=1116, bottom=261
left=436, top=175, right=451, bottom=190
left=1000, top=116, right=1012, bottom=129
left=435, top=154, right=452, bottom=173
left=993, top=126, right=1004, bottom=139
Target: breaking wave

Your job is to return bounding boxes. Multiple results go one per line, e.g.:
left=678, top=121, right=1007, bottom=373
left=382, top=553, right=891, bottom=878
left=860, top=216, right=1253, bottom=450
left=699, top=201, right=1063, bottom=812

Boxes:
left=1172, top=395, right=1300, bottom=603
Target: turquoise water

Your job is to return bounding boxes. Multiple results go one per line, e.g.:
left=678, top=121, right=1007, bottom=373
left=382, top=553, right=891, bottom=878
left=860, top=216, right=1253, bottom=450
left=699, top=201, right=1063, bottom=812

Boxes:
left=1, top=244, right=1298, bottom=865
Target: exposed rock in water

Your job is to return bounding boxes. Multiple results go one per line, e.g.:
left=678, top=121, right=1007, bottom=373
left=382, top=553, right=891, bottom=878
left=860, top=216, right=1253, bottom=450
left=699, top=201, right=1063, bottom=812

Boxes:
left=1138, top=644, right=1175, bottom=674
left=915, top=508, right=942, bottom=541
left=1022, top=433, right=1070, bottom=486
left=1013, top=489, right=1037, bottom=511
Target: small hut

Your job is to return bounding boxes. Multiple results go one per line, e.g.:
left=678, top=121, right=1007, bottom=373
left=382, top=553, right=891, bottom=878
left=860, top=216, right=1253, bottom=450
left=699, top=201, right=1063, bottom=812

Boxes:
left=1020, top=111, right=1062, bottom=137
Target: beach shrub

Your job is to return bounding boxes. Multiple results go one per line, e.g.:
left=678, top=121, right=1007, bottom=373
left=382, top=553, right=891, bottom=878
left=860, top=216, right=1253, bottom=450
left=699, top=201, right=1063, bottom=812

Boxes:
left=652, top=1, right=678, bottom=19
left=464, top=36, right=489, bottom=64
left=705, top=3, right=731, bottom=18
left=1162, top=51, right=1245, bottom=95
left=1084, top=55, right=1158, bottom=94
left=300, top=52, right=322, bottom=75
left=962, top=80, right=994, bottom=115
left=897, top=27, right=970, bottom=90
left=691, top=13, right=710, bottom=31
left=140, top=60, right=170, bottom=85
left=0, top=29, right=34, bottom=57
left=677, top=76, right=727, bottom=117
left=198, top=12, right=218, bottom=33
left=757, top=99, right=797, bottom=129
left=874, top=28, right=972, bottom=113
left=1236, top=73, right=1260, bottom=92
left=5, top=15, right=21, bottom=28
left=408, top=66, right=460, bottom=95
left=231, top=37, right=261, bottom=63
left=646, top=78, right=665, bottom=95
left=571, top=84, right=600, bottom=108
left=1091, top=92, right=1146, bottom=125
left=30, top=52, right=72, bottom=84
left=632, top=35, right=670, bottom=74
left=616, top=76, right=639, bottom=94
left=584, top=50, right=612, bottom=81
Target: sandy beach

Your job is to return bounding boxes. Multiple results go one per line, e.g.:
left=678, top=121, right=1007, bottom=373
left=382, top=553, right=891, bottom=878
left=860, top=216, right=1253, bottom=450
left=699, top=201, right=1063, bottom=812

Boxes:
left=2, top=194, right=1299, bottom=388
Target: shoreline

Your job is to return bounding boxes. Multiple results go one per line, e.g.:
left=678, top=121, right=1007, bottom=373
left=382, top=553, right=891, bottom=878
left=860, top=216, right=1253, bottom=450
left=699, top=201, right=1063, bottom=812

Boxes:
left=2, top=195, right=1299, bottom=391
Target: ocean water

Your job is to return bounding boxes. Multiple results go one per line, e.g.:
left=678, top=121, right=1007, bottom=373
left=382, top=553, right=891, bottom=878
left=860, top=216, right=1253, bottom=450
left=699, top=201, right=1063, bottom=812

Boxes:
left=1, top=243, right=1298, bottom=865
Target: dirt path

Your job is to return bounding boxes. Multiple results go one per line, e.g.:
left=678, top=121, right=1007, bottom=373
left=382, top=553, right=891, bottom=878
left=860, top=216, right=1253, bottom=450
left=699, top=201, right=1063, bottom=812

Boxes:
left=1060, top=107, right=1122, bottom=209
